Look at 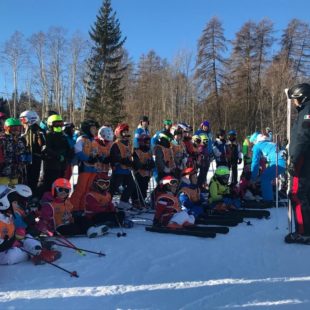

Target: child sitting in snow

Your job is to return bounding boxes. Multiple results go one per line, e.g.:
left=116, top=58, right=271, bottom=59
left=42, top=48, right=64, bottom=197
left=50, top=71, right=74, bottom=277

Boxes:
left=36, top=178, right=109, bottom=238
left=153, top=176, right=195, bottom=228
left=208, top=166, right=241, bottom=211
left=0, top=185, right=59, bottom=265
left=84, top=173, right=126, bottom=227
left=178, top=167, right=207, bottom=218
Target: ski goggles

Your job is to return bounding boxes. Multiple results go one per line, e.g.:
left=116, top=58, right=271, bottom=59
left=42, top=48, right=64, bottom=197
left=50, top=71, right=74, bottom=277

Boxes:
left=55, top=187, right=70, bottom=194
left=95, top=179, right=110, bottom=187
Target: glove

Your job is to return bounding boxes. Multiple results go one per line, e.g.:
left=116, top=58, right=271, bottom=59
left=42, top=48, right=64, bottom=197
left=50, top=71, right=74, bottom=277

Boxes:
left=288, top=162, right=296, bottom=176
left=87, top=156, right=98, bottom=164
left=237, top=158, right=242, bottom=165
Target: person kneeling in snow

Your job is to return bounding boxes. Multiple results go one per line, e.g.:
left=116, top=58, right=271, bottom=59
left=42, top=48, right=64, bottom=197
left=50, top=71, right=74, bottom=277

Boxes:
left=208, top=166, right=241, bottom=211
left=178, top=167, right=207, bottom=218
left=0, top=185, right=55, bottom=265
left=36, top=178, right=108, bottom=238
left=153, top=176, right=195, bottom=228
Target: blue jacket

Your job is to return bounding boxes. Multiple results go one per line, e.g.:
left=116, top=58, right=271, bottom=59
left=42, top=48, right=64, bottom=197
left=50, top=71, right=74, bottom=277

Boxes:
left=194, top=129, right=213, bottom=156
left=133, top=125, right=150, bottom=149
left=251, top=141, right=286, bottom=181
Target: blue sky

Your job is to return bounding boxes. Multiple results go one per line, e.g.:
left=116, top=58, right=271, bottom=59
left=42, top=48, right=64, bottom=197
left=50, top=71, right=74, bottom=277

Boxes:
left=0, top=0, right=310, bottom=95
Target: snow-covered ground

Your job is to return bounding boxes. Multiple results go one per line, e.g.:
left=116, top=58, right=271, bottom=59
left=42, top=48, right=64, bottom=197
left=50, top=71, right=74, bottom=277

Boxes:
left=1, top=165, right=309, bottom=310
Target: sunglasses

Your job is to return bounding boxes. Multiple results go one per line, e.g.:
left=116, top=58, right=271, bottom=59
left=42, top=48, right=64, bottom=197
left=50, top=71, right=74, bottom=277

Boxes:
left=55, top=187, right=70, bottom=194
left=53, top=121, right=64, bottom=127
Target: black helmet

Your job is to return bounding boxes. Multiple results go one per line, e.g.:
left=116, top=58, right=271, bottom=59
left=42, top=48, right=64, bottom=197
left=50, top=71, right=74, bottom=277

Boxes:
left=288, top=83, right=310, bottom=104
left=140, top=115, right=149, bottom=123
left=81, top=120, right=99, bottom=137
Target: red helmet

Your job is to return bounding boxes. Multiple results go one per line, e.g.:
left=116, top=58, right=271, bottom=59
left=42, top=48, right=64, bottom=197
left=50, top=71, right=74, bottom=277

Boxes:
left=52, top=178, right=71, bottom=196
left=181, top=167, right=197, bottom=177
left=0, top=112, right=6, bottom=120
left=159, top=176, right=178, bottom=186
left=93, top=173, right=110, bottom=191
left=114, top=123, right=129, bottom=138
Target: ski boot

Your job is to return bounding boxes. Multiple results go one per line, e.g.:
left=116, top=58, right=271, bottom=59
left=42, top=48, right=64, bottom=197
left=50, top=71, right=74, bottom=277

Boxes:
left=87, top=224, right=109, bottom=238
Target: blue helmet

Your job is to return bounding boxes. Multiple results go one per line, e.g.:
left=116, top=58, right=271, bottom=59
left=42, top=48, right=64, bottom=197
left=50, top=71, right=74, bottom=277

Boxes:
left=228, top=130, right=237, bottom=136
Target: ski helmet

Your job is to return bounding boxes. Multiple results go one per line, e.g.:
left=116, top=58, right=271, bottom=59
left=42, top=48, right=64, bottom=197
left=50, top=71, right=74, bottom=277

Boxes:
left=140, top=115, right=149, bottom=124
left=51, top=178, right=71, bottom=196
left=163, top=119, right=172, bottom=126
left=62, top=122, right=75, bottom=136
left=19, top=110, right=40, bottom=126
left=228, top=130, right=237, bottom=136
left=217, top=129, right=226, bottom=138
left=170, top=124, right=183, bottom=136
left=214, top=166, right=230, bottom=185
left=114, top=123, right=130, bottom=138
left=288, top=83, right=310, bottom=104
left=200, top=120, right=210, bottom=128
left=181, top=167, right=197, bottom=177
left=0, top=185, right=32, bottom=211
left=93, top=173, right=110, bottom=191
left=4, top=118, right=22, bottom=134
left=178, top=122, right=192, bottom=132
left=47, top=115, right=63, bottom=133
left=192, top=135, right=201, bottom=145
left=159, top=175, right=178, bottom=186
left=81, top=120, right=99, bottom=137
left=98, top=126, right=114, bottom=142
left=200, top=133, right=209, bottom=145
left=157, top=132, right=171, bottom=147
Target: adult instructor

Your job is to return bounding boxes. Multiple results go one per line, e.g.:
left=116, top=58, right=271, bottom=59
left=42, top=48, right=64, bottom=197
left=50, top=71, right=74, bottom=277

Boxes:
left=285, top=83, right=310, bottom=244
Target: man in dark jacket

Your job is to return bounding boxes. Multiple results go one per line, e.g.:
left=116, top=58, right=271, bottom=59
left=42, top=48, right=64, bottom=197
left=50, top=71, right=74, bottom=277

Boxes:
left=285, top=83, right=310, bottom=244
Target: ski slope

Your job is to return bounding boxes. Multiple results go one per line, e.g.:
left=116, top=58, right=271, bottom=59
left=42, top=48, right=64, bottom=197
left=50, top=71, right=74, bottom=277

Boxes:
left=1, top=164, right=309, bottom=310
left=0, top=207, right=310, bottom=310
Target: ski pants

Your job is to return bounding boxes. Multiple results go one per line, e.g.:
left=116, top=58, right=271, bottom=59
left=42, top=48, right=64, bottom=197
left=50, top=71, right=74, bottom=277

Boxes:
left=197, top=161, right=210, bottom=189
left=0, top=235, right=41, bottom=265
left=291, top=175, right=310, bottom=235
left=26, top=157, right=42, bottom=193
left=110, top=173, right=135, bottom=203
left=70, top=172, right=97, bottom=212
left=260, top=164, right=285, bottom=201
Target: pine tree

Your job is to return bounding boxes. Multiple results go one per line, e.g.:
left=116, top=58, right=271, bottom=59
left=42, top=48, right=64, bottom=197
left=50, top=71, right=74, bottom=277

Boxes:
left=85, top=0, right=127, bottom=126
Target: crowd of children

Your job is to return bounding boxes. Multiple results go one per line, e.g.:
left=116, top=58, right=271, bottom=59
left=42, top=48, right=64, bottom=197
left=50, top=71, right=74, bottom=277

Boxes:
left=0, top=109, right=286, bottom=265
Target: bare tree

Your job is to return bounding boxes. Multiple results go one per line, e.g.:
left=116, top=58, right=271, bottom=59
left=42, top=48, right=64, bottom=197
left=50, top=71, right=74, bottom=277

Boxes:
left=2, top=31, right=28, bottom=117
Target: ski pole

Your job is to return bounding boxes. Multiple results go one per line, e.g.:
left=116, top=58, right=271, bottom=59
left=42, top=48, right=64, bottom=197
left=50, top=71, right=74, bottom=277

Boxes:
left=114, top=213, right=127, bottom=237
left=20, top=248, right=79, bottom=278
left=131, top=170, right=148, bottom=209
left=50, top=241, right=105, bottom=256
left=55, top=232, right=85, bottom=256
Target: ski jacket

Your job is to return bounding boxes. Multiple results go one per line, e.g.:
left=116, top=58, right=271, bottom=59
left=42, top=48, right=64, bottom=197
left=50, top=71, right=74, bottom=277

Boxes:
left=75, top=135, right=102, bottom=173
left=133, top=125, right=150, bottom=149
left=85, top=190, right=115, bottom=217
left=242, top=138, right=252, bottom=164
left=154, top=192, right=180, bottom=226
left=38, top=198, right=74, bottom=232
left=22, top=124, right=45, bottom=159
left=133, top=149, right=154, bottom=177
left=110, top=140, right=132, bottom=175
left=0, top=134, right=29, bottom=179
left=171, top=140, right=187, bottom=169
left=289, top=100, right=310, bottom=174
left=178, top=183, right=206, bottom=216
left=0, top=213, right=15, bottom=252
left=226, top=140, right=242, bottom=164
left=44, top=131, right=73, bottom=171
left=194, top=129, right=214, bottom=156
left=208, top=177, right=230, bottom=204
left=94, top=138, right=112, bottom=174
left=213, top=138, right=230, bottom=165
left=251, top=141, right=286, bottom=181
left=153, top=144, right=175, bottom=175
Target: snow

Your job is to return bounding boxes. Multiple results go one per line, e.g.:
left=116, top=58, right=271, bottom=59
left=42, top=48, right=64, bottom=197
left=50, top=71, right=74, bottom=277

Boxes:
left=1, top=167, right=310, bottom=310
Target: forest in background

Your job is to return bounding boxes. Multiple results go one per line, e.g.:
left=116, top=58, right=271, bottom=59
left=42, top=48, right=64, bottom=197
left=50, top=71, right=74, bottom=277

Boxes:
left=0, top=1, right=310, bottom=140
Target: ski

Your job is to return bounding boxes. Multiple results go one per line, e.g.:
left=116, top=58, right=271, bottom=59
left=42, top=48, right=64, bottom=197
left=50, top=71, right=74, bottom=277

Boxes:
left=186, top=225, right=229, bottom=234
left=241, top=200, right=273, bottom=209
left=145, top=225, right=216, bottom=238
left=210, top=209, right=270, bottom=219
left=285, top=233, right=310, bottom=245
left=195, top=217, right=240, bottom=227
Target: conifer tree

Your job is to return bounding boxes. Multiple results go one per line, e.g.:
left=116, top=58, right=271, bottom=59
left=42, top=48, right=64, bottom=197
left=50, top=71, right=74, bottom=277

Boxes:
left=85, top=0, right=127, bottom=126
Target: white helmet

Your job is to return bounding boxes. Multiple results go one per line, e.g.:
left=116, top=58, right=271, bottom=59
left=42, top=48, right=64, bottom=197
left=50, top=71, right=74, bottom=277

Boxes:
left=19, top=110, right=40, bottom=125
left=98, top=126, right=114, bottom=142
left=0, top=185, right=32, bottom=211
